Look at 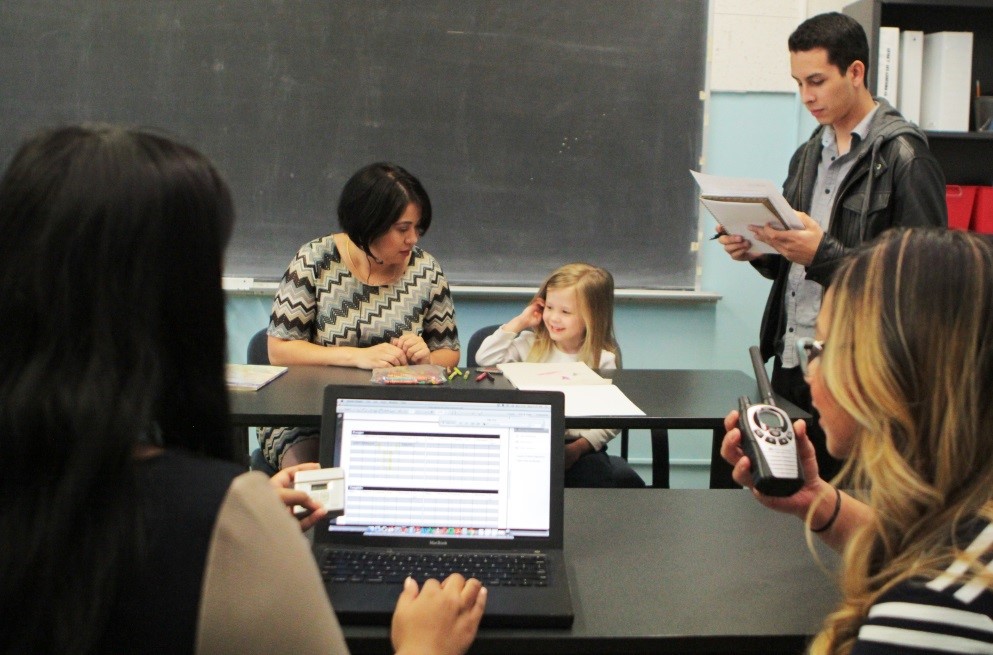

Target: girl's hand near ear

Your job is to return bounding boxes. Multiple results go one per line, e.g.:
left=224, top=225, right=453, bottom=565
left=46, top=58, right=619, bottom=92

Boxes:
left=504, top=297, right=544, bottom=334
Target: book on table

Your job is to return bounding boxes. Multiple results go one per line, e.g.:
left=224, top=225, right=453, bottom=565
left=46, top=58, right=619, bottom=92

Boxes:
left=225, top=363, right=288, bottom=390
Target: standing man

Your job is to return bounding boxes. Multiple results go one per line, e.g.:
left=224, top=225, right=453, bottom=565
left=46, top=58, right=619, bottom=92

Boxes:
left=720, top=12, right=946, bottom=480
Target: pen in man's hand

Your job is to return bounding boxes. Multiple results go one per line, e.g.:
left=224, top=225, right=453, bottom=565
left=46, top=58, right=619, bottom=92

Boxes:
left=709, top=227, right=730, bottom=240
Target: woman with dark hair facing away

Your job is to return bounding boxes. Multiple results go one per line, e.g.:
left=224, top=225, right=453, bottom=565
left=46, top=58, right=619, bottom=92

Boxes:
left=0, top=125, right=485, bottom=655
left=262, top=162, right=460, bottom=470
left=721, top=228, right=993, bottom=653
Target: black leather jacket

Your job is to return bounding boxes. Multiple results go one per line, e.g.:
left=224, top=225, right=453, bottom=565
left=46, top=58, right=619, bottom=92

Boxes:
left=754, top=98, right=947, bottom=361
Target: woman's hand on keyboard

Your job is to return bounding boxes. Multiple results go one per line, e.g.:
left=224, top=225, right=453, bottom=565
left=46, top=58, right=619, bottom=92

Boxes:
left=391, top=573, right=487, bottom=655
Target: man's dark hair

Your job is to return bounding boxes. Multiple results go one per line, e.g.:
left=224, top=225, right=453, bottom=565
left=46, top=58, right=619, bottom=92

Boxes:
left=789, top=12, right=871, bottom=87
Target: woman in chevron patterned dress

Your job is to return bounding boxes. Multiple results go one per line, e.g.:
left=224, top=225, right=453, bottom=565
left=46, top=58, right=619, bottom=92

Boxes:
left=261, top=162, right=460, bottom=470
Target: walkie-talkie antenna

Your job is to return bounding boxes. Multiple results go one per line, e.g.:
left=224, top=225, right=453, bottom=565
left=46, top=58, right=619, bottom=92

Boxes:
left=749, top=346, right=775, bottom=405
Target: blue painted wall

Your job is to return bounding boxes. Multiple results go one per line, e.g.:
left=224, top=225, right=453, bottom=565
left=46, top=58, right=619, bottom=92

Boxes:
left=225, top=91, right=817, bottom=486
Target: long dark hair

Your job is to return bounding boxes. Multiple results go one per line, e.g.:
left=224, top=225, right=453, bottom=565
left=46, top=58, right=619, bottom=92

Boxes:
left=0, top=124, right=235, bottom=653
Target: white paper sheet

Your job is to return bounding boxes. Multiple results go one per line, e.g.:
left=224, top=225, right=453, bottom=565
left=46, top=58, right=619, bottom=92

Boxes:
left=498, top=361, right=610, bottom=389
left=690, top=170, right=800, bottom=229
left=557, top=384, right=646, bottom=417
left=497, top=362, right=645, bottom=417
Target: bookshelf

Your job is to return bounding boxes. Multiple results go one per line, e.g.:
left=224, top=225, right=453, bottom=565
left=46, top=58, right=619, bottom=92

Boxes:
left=844, top=0, right=993, bottom=185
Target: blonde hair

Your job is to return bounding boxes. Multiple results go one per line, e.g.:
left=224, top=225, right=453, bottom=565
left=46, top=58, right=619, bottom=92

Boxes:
left=808, top=229, right=993, bottom=654
left=526, top=263, right=620, bottom=369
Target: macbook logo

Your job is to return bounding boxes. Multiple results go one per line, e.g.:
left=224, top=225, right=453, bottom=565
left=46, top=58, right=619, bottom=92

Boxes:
left=429, top=540, right=448, bottom=546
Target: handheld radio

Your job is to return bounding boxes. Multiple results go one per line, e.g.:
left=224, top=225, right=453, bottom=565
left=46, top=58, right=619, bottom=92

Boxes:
left=738, top=346, right=803, bottom=496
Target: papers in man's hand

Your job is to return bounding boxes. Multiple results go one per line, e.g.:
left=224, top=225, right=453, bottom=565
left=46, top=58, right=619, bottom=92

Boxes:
left=225, top=364, right=288, bottom=390
left=498, top=362, right=645, bottom=417
left=691, top=170, right=802, bottom=255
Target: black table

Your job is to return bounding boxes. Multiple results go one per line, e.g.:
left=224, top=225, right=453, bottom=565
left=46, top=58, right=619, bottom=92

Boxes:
left=336, top=489, right=839, bottom=654
left=229, top=367, right=809, bottom=488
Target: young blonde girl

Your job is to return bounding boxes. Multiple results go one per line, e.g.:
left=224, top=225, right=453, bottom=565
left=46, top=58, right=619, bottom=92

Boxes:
left=475, top=263, right=623, bottom=486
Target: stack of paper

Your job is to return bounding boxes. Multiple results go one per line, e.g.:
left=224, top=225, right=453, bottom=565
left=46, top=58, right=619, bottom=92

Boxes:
left=225, top=363, right=288, bottom=390
left=690, top=170, right=802, bottom=255
left=497, top=362, right=644, bottom=417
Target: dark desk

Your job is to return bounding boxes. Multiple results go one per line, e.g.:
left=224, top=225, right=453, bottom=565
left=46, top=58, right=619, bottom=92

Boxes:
left=338, top=489, right=839, bottom=654
left=229, top=367, right=808, bottom=488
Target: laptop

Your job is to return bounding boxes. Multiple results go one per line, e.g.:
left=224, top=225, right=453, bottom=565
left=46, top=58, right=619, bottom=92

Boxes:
left=313, top=384, right=574, bottom=629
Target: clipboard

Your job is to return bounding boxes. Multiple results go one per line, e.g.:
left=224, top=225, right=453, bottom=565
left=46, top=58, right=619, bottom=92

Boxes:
left=691, top=171, right=802, bottom=255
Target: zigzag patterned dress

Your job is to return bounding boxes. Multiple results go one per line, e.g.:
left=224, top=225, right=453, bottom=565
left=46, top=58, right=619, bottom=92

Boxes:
left=259, top=236, right=459, bottom=469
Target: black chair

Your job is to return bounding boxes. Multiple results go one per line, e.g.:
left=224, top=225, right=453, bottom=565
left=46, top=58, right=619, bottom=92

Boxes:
left=465, top=324, right=499, bottom=368
left=465, top=324, right=645, bottom=488
left=246, top=328, right=278, bottom=476
left=247, top=327, right=269, bottom=367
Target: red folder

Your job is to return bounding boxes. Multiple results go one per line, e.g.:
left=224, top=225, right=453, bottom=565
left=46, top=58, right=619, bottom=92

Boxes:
left=946, top=185, right=977, bottom=231
left=972, top=186, right=993, bottom=234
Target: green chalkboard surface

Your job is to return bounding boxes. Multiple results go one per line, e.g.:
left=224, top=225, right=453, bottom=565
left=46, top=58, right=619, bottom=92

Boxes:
left=1, top=1, right=705, bottom=289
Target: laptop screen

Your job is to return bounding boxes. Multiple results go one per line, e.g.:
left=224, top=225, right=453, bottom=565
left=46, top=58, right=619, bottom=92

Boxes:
left=325, top=392, right=555, bottom=542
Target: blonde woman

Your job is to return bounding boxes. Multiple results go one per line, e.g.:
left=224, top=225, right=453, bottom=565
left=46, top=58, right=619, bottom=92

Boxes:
left=721, top=228, right=993, bottom=653
left=475, top=263, right=622, bottom=486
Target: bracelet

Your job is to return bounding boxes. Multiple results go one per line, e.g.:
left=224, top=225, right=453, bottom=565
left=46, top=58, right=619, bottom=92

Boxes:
left=811, top=486, right=842, bottom=533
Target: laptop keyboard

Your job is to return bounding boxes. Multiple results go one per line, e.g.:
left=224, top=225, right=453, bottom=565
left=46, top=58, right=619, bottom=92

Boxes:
left=320, top=550, right=549, bottom=587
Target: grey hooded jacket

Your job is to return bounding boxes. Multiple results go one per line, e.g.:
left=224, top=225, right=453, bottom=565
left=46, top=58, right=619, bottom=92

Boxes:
left=754, top=97, right=947, bottom=361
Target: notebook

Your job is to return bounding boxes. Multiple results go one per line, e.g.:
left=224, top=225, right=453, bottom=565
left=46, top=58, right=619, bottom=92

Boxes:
left=314, top=384, right=574, bottom=628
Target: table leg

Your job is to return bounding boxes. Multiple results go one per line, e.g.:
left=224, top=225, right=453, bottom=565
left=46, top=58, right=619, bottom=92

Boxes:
left=233, top=426, right=251, bottom=468
left=650, top=428, right=670, bottom=489
left=709, top=428, right=741, bottom=489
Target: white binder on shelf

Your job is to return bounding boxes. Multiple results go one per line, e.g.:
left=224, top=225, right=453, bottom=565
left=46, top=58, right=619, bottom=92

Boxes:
left=920, top=31, right=973, bottom=131
left=877, top=27, right=900, bottom=107
left=898, top=30, right=924, bottom=124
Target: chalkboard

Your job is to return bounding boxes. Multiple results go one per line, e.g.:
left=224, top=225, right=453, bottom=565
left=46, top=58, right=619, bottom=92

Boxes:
left=1, top=1, right=706, bottom=289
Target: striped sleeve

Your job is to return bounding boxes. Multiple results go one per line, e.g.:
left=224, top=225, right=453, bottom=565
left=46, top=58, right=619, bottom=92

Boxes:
left=851, top=524, right=993, bottom=654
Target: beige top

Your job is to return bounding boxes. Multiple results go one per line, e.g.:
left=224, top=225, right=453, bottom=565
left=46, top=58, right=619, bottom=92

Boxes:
left=196, top=472, right=350, bottom=655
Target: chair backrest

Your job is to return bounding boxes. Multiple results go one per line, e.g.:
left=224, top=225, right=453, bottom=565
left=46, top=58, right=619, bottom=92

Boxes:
left=247, top=328, right=270, bottom=366
left=244, top=328, right=277, bottom=475
left=465, top=324, right=503, bottom=367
